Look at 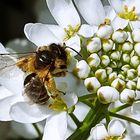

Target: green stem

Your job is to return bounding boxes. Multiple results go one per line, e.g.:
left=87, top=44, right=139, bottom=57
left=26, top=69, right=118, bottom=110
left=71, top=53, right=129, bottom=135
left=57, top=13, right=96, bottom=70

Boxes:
left=32, top=123, right=42, bottom=139
left=81, top=100, right=95, bottom=109
left=67, top=101, right=109, bottom=140
left=109, top=112, right=140, bottom=126
left=78, top=94, right=96, bottom=101
left=69, top=113, right=82, bottom=127
left=110, top=104, right=131, bottom=113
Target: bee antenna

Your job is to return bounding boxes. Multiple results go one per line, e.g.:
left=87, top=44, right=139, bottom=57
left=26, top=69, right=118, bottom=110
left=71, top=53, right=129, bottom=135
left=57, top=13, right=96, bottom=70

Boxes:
left=65, top=46, right=82, bottom=58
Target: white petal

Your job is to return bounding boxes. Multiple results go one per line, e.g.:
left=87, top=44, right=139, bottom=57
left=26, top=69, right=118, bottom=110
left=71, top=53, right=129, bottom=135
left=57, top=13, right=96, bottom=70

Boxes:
left=108, top=119, right=126, bottom=136
left=43, top=112, right=67, bottom=140
left=129, top=114, right=140, bottom=135
left=74, top=0, right=105, bottom=26
left=62, top=93, right=78, bottom=108
left=0, top=86, right=13, bottom=100
left=10, top=102, right=53, bottom=123
left=132, top=101, right=140, bottom=114
left=73, top=102, right=90, bottom=121
left=0, top=43, right=7, bottom=53
left=46, top=24, right=66, bottom=42
left=108, top=0, right=123, bottom=13
left=90, top=124, right=109, bottom=140
left=104, top=6, right=116, bottom=21
left=0, top=69, right=24, bottom=95
left=0, top=95, right=24, bottom=121
left=24, top=23, right=61, bottom=47
left=112, top=16, right=128, bottom=30
left=78, top=24, right=95, bottom=37
left=65, top=35, right=81, bottom=56
left=46, top=0, right=80, bottom=28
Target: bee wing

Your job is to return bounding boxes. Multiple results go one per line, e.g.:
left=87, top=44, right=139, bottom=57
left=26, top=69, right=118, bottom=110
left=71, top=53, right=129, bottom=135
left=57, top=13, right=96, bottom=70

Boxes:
left=0, top=55, right=23, bottom=78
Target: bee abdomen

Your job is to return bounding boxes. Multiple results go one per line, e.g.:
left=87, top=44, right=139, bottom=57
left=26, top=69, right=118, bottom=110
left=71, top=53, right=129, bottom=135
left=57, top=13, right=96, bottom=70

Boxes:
left=24, top=73, right=50, bottom=105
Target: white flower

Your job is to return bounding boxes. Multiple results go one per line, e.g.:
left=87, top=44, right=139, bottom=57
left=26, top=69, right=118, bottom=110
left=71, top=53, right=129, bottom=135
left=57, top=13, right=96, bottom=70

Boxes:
left=90, top=120, right=126, bottom=140
left=74, top=0, right=116, bottom=39
left=109, top=0, right=140, bottom=29
left=97, top=86, right=119, bottom=104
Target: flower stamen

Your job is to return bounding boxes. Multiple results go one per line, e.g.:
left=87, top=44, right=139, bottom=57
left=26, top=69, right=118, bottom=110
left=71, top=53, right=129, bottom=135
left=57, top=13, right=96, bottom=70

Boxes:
left=118, top=5, right=138, bottom=21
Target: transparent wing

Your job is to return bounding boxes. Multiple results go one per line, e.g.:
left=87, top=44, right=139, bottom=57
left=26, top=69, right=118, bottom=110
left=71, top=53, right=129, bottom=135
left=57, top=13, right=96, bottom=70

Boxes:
left=0, top=54, right=23, bottom=78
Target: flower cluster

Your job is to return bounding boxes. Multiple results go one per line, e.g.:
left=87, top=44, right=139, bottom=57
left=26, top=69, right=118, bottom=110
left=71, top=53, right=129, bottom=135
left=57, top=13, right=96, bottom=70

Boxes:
left=1, top=0, right=140, bottom=140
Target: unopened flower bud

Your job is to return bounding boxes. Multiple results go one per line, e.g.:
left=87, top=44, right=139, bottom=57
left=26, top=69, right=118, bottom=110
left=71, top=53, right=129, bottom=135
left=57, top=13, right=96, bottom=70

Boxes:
left=122, top=41, right=133, bottom=52
left=112, top=29, right=128, bottom=43
left=110, top=51, right=121, bottom=61
left=84, top=77, right=101, bottom=92
left=127, top=69, right=137, bottom=80
left=130, top=56, right=140, bottom=68
left=102, top=39, right=114, bottom=52
left=101, top=55, right=110, bottom=66
left=97, top=25, right=113, bottom=39
left=118, top=74, right=125, bottom=80
left=111, top=78, right=125, bottom=92
left=95, top=69, right=107, bottom=82
left=87, top=37, right=101, bottom=53
left=134, top=43, right=140, bottom=56
left=106, top=67, right=113, bottom=75
left=108, top=72, right=117, bottom=83
left=126, top=81, right=136, bottom=90
left=97, top=86, right=119, bottom=104
left=87, top=53, right=100, bottom=68
left=136, top=78, right=140, bottom=90
left=120, top=89, right=136, bottom=104
left=121, top=65, right=130, bottom=73
left=132, top=28, right=140, bottom=42
left=73, top=60, right=90, bottom=79
left=122, top=54, right=130, bottom=63
left=137, top=65, right=140, bottom=76
left=109, top=61, right=117, bottom=68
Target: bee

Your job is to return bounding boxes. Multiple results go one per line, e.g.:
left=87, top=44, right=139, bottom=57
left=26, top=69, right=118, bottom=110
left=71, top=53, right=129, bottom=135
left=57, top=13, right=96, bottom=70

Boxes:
left=0, top=43, right=81, bottom=106
left=0, top=43, right=82, bottom=106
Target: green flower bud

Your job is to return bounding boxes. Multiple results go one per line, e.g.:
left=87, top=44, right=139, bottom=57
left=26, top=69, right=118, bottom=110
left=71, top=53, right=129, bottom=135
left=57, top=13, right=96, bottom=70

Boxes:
left=126, top=80, right=136, bottom=90
left=122, top=41, right=133, bottom=52
left=122, top=54, right=130, bottom=63
left=130, top=56, right=140, bottom=68
left=127, top=69, right=137, bottom=80
left=87, top=53, right=101, bottom=68
left=121, top=64, right=131, bottom=73
left=101, top=55, right=110, bottom=67
left=97, top=25, right=113, bottom=39
left=111, top=78, right=125, bottom=92
left=112, top=29, right=128, bottom=43
left=108, top=72, right=117, bottom=83
left=120, top=89, right=136, bottom=104
left=87, top=37, right=101, bottom=53
left=84, top=77, right=101, bottom=92
left=134, top=43, right=140, bottom=56
left=95, top=69, right=107, bottom=82
left=110, top=51, right=121, bottom=61
left=102, top=39, right=114, bottom=52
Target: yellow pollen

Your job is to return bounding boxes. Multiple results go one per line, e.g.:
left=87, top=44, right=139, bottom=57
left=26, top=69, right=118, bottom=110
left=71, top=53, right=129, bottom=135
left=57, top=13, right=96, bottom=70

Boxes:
left=48, top=97, right=68, bottom=111
left=118, top=5, right=138, bottom=21
left=64, top=24, right=80, bottom=40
